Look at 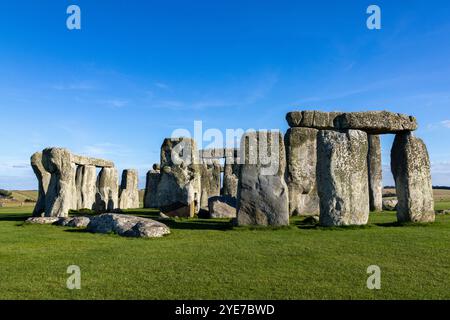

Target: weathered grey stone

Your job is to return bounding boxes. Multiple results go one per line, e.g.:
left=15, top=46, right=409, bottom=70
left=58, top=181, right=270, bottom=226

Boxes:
left=72, top=155, right=114, bottom=168
left=287, top=110, right=418, bottom=134
left=338, top=111, right=417, bottom=134
left=144, top=170, right=160, bottom=208
left=153, top=163, right=161, bottom=171
left=95, top=167, right=119, bottom=212
left=119, top=169, right=140, bottom=210
left=208, top=196, right=237, bottom=218
left=237, top=131, right=289, bottom=226
left=284, top=127, right=320, bottom=216
left=75, top=165, right=97, bottom=210
left=157, top=138, right=201, bottom=216
left=199, top=159, right=221, bottom=211
left=222, top=157, right=240, bottom=198
left=382, top=198, right=398, bottom=211
left=317, top=130, right=370, bottom=226
left=436, top=209, right=450, bottom=215
left=26, top=217, right=62, bottom=225
left=42, top=148, right=77, bottom=217
left=56, top=216, right=91, bottom=228
left=87, top=213, right=170, bottom=238
left=391, top=133, right=435, bottom=223
left=368, top=135, right=383, bottom=211
left=31, top=152, right=51, bottom=217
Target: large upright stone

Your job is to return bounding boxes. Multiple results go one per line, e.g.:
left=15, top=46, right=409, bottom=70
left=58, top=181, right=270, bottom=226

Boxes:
left=30, top=152, right=51, bottom=217
left=284, top=127, right=320, bottom=216
left=75, top=165, right=97, bottom=210
left=96, top=167, right=119, bottom=212
left=119, top=169, right=140, bottom=209
left=144, top=170, right=160, bottom=208
left=42, top=148, right=77, bottom=217
left=156, top=137, right=201, bottom=217
left=367, top=135, right=383, bottom=212
left=222, top=157, right=240, bottom=198
left=199, top=159, right=221, bottom=210
left=237, top=131, right=289, bottom=226
left=317, top=130, right=369, bottom=226
left=391, top=133, right=435, bottom=223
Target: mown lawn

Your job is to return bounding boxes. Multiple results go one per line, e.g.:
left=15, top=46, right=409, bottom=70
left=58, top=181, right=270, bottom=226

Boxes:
left=0, top=205, right=449, bottom=300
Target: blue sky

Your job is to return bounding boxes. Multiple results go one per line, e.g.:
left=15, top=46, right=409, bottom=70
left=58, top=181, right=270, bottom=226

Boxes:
left=1, top=0, right=450, bottom=189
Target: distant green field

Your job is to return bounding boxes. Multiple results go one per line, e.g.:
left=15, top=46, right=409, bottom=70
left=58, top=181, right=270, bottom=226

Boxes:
left=0, top=203, right=449, bottom=300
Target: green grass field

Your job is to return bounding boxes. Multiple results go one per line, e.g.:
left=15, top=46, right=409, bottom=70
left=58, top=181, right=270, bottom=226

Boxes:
left=0, top=204, right=449, bottom=300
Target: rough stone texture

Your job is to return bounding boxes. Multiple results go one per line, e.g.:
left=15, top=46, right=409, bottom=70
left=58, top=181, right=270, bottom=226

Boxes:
left=144, top=170, right=160, bottom=208
left=222, top=157, right=240, bottom=198
left=30, top=152, right=51, bottom=217
left=284, top=127, right=320, bottom=216
left=208, top=196, right=237, bottom=218
left=95, top=167, right=119, bottom=212
left=317, top=130, right=370, bottom=227
left=367, top=135, right=383, bottom=212
left=87, top=213, right=170, bottom=238
left=391, top=132, right=435, bottom=223
left=42, top=148, right=77, bottom=217
left=26, top=217, right=61, bottom=225
left=156, top=137, right=201, bottom=216
left=75, top=165, right=97, bottom=210
left=199, top=159, right=221, bottom=211
left=119, top=169, right=140, bottom=210
left=287, top=110, right=418, bottom=134
left=436, top=210, right=450, bottom=215
left=72, top=155, right=114, bottom=168
left=56, top=216, right=91, bottom=228
left=382, top=198, right=398, bottom=211
left=237, top=131, right=289, bottom=226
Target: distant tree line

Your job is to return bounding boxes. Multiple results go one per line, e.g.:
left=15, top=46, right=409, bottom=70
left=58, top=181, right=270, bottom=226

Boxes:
left=0, top=189, right=12, bottom=198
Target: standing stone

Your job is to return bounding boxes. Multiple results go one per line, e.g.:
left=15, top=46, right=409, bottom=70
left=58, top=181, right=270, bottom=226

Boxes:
left=222, top=157, right=240, bottom=198
left=30, top=152, right=51, bottom=217
left=119, top=169, right=140, bottom=210
left=317, top=130, right=369, bottom=227
left=367, top=135, right=383, bottom=212
left=95, top=167, right=119, bottom=212
left=144, top=170, right=160, bottom=208
left=42, top=148, right=77, bottom=217
left=284, top=127, right=320, bottom=216
left=391, top=132, right=435, bottom=223
left=237, top=131, right=289, bottom=226
left=156, top=137, right=201, bottom=217
left=75, top=165, right=97, bottom=210
left=200, top=159, right=221, bottom=211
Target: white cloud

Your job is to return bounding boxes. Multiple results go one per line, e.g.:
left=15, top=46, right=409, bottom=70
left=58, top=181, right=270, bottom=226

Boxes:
left=441, top=120, right=450, bottom=128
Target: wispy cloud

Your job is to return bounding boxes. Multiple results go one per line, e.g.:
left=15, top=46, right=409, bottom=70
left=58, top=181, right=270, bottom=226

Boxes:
left=50, top=82, right=96, bottom=91
left=441, top=120, right=450, bottom=128
left=100, top=99, right=129, bottom=108
left=154, top=82, right=170, bottom=90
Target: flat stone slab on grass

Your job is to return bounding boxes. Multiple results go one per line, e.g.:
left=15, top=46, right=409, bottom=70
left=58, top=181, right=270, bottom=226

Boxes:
left=26, top=217, right=62, bottom=225
left=87, top=213, right=170, bottom=238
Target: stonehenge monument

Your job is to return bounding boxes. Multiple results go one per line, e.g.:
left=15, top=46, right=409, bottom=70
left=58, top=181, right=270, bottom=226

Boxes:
left=32, top=110, right=434, bottom=229
left=286, top=110, right=434, bottom=226
left=119, top=169, right=140, bottom=210
left=31, top=148, right=139, bottom=217
left=236, top=131, right=289, bottom=226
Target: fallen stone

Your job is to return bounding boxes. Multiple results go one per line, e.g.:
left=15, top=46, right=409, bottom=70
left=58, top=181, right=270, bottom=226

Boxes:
left=160, top=202, right=195, bottom=218
left=26, top=217, right=62, bottom=225
left=284, top=127, right=320, bottom=216
left=56, top=216, right=91, bottom=228
left=208, top=196, right=237, bottom=219
left=317, top=130, right=370, bottom=227
left=391, top=132, right=435, bottom=223
left=382, top=198, right=398, bottom=211
left=237, top=131, right=289, bottom=226
left=87, top=213, right=170, bottom=238
left=435, top=210, right=450, bottom=215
